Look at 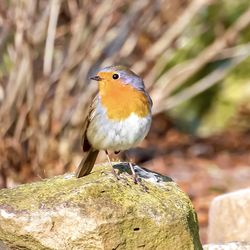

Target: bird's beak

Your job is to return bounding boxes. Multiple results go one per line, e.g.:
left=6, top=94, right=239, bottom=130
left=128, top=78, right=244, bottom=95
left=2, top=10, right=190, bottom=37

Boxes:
left=90, top=75, right=102, bottom=81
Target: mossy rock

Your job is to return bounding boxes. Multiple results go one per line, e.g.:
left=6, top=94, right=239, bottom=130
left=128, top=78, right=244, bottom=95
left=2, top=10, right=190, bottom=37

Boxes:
left=0, top=163, right=202, bottom=250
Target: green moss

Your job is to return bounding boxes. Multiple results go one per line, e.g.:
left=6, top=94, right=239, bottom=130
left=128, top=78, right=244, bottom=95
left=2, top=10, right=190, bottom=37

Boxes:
left=0, top=164, right=202, bottom=250
left=0, top=229, right=52, bottom=250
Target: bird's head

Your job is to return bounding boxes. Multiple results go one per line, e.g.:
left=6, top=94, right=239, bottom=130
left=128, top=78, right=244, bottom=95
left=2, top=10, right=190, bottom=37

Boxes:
left=90, top=65, right=145, bottom=91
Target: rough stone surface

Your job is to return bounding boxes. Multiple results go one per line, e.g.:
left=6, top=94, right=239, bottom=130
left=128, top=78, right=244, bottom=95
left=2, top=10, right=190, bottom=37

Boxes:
left=208, top=188, right=250, bottom=244
left=203, top=242, right=250, bottom=250
left=0, top=163, right=202, bottom=250
left=0, top=241, right=10, bottom=250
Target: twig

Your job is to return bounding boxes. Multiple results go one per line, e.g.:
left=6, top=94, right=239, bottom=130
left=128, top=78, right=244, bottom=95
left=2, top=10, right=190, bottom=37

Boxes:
left=155, top=53, right=250, bottom=114
left=133, top=0, right=212, bottom=74
left=151, top=7, right=250, bottom=113
left=213, top=42, right=250, bottom=61
left=43, top=0, right=61, bottom=76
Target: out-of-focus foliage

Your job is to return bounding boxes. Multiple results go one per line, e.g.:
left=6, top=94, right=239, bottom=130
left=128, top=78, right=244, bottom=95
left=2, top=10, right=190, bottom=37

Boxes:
left=0, top=0, right=250, bottom=187
left=167, top=0, right=250, bottom=135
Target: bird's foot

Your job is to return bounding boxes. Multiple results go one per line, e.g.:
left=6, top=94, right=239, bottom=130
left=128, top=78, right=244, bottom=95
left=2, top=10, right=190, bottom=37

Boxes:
left=132, top=172, right=140, bottom=184
left=128, top=162, right=148, bottom=191
left=111, top=166, right=120, bottom=180
left=128, top=162, right=139, bottom=184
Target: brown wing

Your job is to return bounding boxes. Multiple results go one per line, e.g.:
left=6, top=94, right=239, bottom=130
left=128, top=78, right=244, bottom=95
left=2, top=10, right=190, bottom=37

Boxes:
left=81, top=95, right=98, bottom=152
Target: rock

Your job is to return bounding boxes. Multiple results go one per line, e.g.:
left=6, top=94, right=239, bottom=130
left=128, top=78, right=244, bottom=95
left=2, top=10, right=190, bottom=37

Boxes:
left=208, top=188, right=250, bottom=244
left=203, top=242, right=250, bottom=250
left=0, top=241, right=10, bottom=250
left=0, top=163, right=202, bottom=250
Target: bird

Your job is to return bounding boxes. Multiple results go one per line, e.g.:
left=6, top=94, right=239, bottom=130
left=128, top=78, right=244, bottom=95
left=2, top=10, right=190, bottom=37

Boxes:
left=75, top=65, right=152, bottom=182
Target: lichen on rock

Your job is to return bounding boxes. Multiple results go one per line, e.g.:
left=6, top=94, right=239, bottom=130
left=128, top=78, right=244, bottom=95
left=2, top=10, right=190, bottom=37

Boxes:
left=0, top=163, right=202, bottom=250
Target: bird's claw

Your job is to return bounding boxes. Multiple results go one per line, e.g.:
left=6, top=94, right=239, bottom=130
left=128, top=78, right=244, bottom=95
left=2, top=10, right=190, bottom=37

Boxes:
left=111, top=167, right=120, bottom=180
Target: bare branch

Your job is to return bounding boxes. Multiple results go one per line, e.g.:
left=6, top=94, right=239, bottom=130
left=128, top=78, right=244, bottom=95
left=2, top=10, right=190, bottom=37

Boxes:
left=133, top=0, right=212, bottom=74
left=154, top=52, right=250, bottom=114
left=43, top=0, right=61, bottom=76
left=151, top=7, right=250, bottom=113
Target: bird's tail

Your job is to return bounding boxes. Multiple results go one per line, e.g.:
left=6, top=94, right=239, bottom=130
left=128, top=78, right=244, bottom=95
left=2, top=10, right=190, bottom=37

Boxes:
left=76, top=148, right=99, bottom=178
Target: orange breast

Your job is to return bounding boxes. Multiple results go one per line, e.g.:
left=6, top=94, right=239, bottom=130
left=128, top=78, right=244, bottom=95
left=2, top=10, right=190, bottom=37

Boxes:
left=99, top=79, right=150, bottom=120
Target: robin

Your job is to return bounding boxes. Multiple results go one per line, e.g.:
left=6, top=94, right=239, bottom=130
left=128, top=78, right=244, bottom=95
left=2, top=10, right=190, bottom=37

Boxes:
left=76, top=65, right=152, bottom=182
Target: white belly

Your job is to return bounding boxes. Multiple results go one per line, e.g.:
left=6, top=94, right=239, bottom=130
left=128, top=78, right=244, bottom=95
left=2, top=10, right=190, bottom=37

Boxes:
left=87, top=103, right=151, bottom=151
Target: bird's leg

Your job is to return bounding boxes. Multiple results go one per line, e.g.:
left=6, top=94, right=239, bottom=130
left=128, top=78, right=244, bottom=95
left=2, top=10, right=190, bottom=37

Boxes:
left=129, top=162, right=140, bottom=184
left=129, top=162, right=148, bottom=191
left=105, top=150, right=120, bottom=180
left=123, top=151, right=140, bottom=184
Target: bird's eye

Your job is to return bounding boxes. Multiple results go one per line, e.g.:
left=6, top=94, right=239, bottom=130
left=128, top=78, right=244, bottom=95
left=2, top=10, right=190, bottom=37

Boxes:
left=112, top=73, right=119, bottom=80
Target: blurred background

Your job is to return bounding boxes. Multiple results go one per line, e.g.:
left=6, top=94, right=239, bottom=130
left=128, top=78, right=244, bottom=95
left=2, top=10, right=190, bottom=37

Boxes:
left=1, top=0, right=250, bottom=243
